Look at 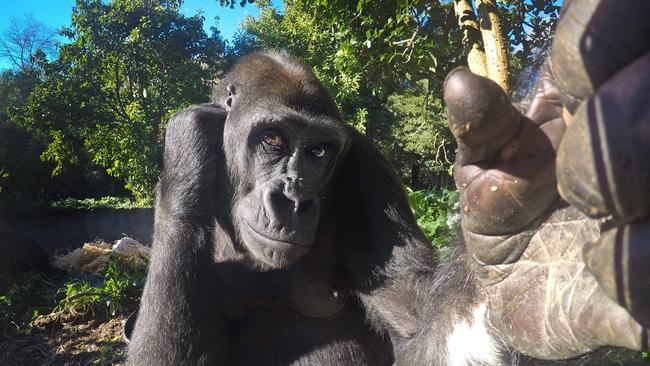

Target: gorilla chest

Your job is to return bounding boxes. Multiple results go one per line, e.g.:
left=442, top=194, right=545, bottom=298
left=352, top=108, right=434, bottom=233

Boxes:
left=216, top=264, right=393, bottom=365
left=227, top=303, right=393, bottom=366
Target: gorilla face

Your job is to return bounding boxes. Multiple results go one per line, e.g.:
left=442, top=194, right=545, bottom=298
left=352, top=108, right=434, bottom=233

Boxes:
left=219, top=54, right=349, bottom=268
left=227, top=114, right=348, bottom=268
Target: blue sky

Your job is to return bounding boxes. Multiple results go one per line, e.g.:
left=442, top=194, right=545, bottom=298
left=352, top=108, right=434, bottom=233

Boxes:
left=1, top=0, right=560, bottom=71
left=0, top=0, right=281, bottom=70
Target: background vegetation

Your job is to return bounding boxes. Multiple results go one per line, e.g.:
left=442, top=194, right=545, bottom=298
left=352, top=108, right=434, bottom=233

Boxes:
left=0, top=0, right=560, bottom=210
left=2, top=3, right=649, bottom=364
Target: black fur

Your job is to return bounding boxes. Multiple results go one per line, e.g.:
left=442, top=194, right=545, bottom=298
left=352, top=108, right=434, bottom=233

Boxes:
left=128, top=51, right=508, bottom=365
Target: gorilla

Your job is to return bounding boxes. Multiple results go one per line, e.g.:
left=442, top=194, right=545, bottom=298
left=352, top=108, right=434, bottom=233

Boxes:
left=128, top=1, right=650, bottom=364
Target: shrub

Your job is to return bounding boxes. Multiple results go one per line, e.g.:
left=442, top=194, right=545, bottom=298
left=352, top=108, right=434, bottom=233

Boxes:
left=0, top=271, right=53, bottom=329
left=55, top=256, right=147, bottom=318
left=1, top=254, right=147, bottom=330
left=47, top=196, right=148, bottom=210
left=407, top=187, right=459, bottom=249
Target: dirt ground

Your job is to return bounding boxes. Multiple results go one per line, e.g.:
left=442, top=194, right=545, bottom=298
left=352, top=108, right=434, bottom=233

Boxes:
left=0, top=314, right=127, bottom=366
left=0, top=313, right=647, bottom=366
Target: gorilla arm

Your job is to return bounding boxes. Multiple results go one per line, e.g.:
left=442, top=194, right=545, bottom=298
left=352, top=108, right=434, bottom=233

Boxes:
left=128, top=105, right=228, bottom=365
left=337, top=62, right=648, bottom=365
left=334, top=128, right=501, bottom=365
left=551, top=0, right=650, bottom=327
left=354, top=0, right=650, bottom=359
left=459, top=0, right=650, bottom=355
left=446, top=65, right=647, bottom=359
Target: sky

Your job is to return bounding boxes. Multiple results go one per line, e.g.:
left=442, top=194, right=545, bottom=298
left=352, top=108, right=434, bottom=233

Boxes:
left=0, top=0, right=561, bottom=71
left=0, top=0, right=281, bottom=70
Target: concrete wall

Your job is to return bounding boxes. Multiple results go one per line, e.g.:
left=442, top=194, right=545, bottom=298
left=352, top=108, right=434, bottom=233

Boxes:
left=0, top=208, right=153, bottom=254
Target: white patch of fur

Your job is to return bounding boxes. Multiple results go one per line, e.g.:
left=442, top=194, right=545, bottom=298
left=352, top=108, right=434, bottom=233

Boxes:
left=446, top=304, right=501, bottom=366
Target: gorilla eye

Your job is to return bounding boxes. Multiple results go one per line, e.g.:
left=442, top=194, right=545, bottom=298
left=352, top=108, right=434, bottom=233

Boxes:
left=309, top=146, right=326, bottom=158
left=262, top=131, right=285, bottom=148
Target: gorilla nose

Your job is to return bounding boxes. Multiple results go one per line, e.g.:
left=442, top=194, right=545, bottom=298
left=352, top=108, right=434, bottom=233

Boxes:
left=283, top=177, right=315, bottom=213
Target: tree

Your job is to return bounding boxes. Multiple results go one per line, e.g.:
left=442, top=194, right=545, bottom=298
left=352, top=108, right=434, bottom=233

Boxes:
left=0, top=14, right=58, bottom=74
left=453, top=0, right=561, bottom=92
left=453, top=0, right=488, bottom=77
left=459, top=0, right=510, bottom=91
left=0, top=69, right=121, bottom=208
left=219, top=0, right=257, bottom=8
left=14, top=0, right=226, bottom=202
left=0, top=15, right=57, bottom=204
left=0, top=70, right=46, bottom=200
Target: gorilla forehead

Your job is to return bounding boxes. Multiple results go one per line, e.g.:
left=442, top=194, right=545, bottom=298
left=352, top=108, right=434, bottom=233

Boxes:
left=216, top=50, right=343, bottom=120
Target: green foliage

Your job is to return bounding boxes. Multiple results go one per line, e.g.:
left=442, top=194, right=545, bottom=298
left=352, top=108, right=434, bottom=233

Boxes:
left=348, top=107, right=368, bottom=134
left=1, top=0, right=561, bottom=201
left=237, top=0, right=459, bottom=108
left=0, top=167, right=8, bottom=193
left=289, top=0, right=460, bottom=95
left=0, top=272, right=52, bottom=329
left=500, top=1, right=561, bottom=66
left=47, top=196, right=147, bottom=210
left=1, top=255, right=147, bottom=330
left=0, top=70, right=52, bottom=203
left=219, top=0, right=257, bottom=8
left=237, top=5, right=347, bottom=98
left=0, top=69, right=129, bottom=207
left=56, top=259, right=146, bottom=318
left=13, top=0, right=225, bottom=201
left=55, top=278, right=96, bottom=316
left=407, top=187, right=459, bottom=248
left=385, top=80, right=454, bottom=183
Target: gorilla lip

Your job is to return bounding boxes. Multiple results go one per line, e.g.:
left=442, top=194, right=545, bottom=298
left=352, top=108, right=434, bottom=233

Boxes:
left=242, top=220, right=312, bottom=248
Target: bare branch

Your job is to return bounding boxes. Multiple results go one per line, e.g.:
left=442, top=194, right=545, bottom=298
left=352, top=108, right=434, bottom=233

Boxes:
left=0, top=14, right=58, bottom=72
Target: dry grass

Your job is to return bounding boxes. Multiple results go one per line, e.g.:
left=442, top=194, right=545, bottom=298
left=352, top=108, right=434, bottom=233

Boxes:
left=0, top=313, right=128, bottom=366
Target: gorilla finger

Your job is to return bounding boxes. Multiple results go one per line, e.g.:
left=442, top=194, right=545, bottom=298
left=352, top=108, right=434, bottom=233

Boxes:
left=556, top=51, right=650, bottom=221
left=584, top=218, right=650, bottom=328
left=444, top=67, right=522, bottom=165
left=521, top=62, right=564, bottom=125
left=551, top=0, right=650, bottom=113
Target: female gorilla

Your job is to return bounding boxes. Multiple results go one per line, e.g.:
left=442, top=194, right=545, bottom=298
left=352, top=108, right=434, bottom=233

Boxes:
left=128, top=1, right=650, bottom=364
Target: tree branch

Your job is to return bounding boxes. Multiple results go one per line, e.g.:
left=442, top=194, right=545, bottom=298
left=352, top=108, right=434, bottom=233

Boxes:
left=453, top=0, right=488, bottom=77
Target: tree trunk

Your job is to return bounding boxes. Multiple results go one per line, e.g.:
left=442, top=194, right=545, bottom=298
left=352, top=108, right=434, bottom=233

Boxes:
left=453, top=0, right=488, bottom=77
left=475, top=0, right=509, bottom=92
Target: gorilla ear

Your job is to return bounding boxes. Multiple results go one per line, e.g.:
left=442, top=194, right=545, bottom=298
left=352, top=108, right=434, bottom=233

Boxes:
left=225, top=85, right=236, bottom=110
left=332, top=128, right=426, bottom=287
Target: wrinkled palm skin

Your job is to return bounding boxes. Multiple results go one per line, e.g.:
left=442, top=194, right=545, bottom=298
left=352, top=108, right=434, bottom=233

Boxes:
left=445, top=0, right=650, bottom=359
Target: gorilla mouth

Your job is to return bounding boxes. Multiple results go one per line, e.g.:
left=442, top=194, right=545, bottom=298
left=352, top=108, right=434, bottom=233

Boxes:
left=242, top=220, right=312, bottom=249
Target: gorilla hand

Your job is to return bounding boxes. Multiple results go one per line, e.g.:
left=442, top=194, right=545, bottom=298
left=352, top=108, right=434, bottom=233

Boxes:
left=444, top=63, right=648, bottom=359
left=551, top=0, right=650, bottom=328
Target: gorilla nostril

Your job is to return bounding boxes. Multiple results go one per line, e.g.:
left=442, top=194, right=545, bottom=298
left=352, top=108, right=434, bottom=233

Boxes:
left=281, top=189, right=314, bottom=214
left=294, top=199, right=314, bottom=214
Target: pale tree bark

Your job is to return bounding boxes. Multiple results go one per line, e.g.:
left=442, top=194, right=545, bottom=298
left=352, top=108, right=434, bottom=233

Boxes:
left=453, top=0, right=488, bottom=78
left=475, top=0, right=509, bottom=92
